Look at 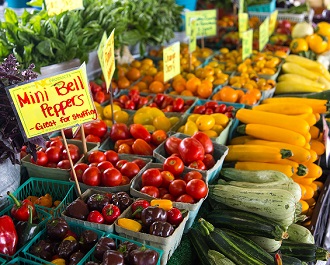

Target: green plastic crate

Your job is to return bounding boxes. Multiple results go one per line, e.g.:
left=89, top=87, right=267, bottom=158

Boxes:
left=10, top=178, right=75, bottom=217
left=22, top=221, right=105, bottom=265
left=4, top=257, right=42, bottom=265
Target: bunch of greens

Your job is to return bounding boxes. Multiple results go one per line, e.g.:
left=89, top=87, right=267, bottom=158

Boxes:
left=0, top=54, right=43, bottom=165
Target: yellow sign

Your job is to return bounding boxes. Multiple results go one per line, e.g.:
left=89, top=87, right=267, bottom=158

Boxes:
left=102, top=29, right=115, bottom=92
left=98, top=32, right=107, bottom=82
left=239, top=0, right=245, bottom=13
left=8, top=64, right=96, bottom=139
left=45, top=0, right=84, bottom=16
left=189, top=19, right=197, bottom=53
left=242, top=29, right=253, bottom=61
left=238, top=13, right=248, bottom=37
left=269, top=10, right=278, bottom=36
left=259, top=17, right=269, bottom=51
left=163, top=42, right=180, bottom=82
left=185, top=10, right=217, bottom=37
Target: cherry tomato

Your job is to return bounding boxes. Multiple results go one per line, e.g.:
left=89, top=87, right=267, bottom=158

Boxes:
left=141, top=168, right=162, bottom=187
left=109, top=123, right=131, bottom=142
left=94, top=91, right=106, bottom=104
left=70, top=162, right=89, bottom=182
left=167, top=207, right=183, bottom=226
left=115, top=159, right=128, bottom=170
left=31, top=150, right=48, bottom=166
left=132, top=139, right=153, bottom=156
left=205, top=101, right=218, bottom=110
left=188, top=160, right=206, bottom=170
left=169, top=179, right=186, bottom=197
left=45, top=146, right=61, bottom=163
left=154, top=93, right=165, bottom=107
left=67, top=144, right=79, bottom=153
left=159, top=187, right=169, bottom=198
left=114, top=139, right=134, bottom=152
left=104, top=150, right=119, bottom=165
left=178, top=138, right=205, bottom=165
left=186, top=179, right=208, bottom=200
left=125, top=100, right=136, bottom=110
left=215, top=104, right=227, bottom=113
left=160, top=170, right=175, bottom=188
left=192, top=131, right=214, bottom=154
left=183, top=171, right=203, bottom=183
left=57, top=160, right=71, bottom=170
left=61, top=149, right=80, bottom=163
left=97, top=161, right=114, bottom=174
left=87, top=210, right=104, bottom=224
left=85, top=134, right=101, bottom=143
left=151, top=130, right=168, bottom=146
left=120, top=162, right=140, bottom=179
left=82, top=166, right=101, bottom=186
left=50, top=140, right=64, bottom=151
left=118, top=143, right=133, bottom=154
left=88, top=151, right=106, bottom=164
left=129, top=124, right=151, bottom=142
left=162, top=193, right=175, bottom=201
left=176, top=194, right=195, bottom=203
left=163, top=156, right=184, bottom=176
left=121, top=175, right=130, bottom=185
left=193, top=105, right=206, bottom=114
left=140, top=186, right=160, bottom=198
left=84, top=120, right=107, bottom=138
left=164, top=137, right=182, bottom=156
left=203, top=154, right=216, bottom=169
left=132, top=159, right=147, bottom=169
left=172, top=98, right=185, bottom=112
left=101, top=168, right=123, bottom=187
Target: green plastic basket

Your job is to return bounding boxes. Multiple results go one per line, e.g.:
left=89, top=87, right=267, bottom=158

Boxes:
left=22, top=220, right=105, bottom=265
left=10, top=178, right=75, bottom=217
left=247, top=0, right=275, bottom=12
left=4, top=257, right=42, bottom=265
left=0, top=257, right=5, bottom=264
left=0, top=206, right=51, bottom=260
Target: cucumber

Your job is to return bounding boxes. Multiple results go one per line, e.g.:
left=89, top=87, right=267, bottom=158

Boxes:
left=187, top=227, right=213, bottom=265
left=287, top=223, right=315, bottom=244
left=206, top=209, right=288, bottom=240
left=248, top=236, right=282, bottom=252
left=220, top=168, right=289, bottom=183
left=207, top=250, right=235, bottom=265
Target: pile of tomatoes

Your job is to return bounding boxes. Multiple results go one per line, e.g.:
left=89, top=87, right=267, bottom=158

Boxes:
left=149, top=93, right=195, bottom=113
left=114, top=89, right=152, bottom=110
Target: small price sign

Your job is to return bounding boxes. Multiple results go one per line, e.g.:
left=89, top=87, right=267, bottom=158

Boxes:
left=102, top=29, right=115, bottom=92
left=163, top=42, right=180, bottom=83
left=238, top=13, right=248, bottom=37
left=45, top=0, right=84, bottom=16
left=242, top=29, right=253, bottom=61
left=189, top=19, right=197, bottom=53
left=269, top=10, right=278, bottom=36
left=97, top=32, right=107, bottom=76
left=7, top=64, right=95, bottom=139
left=259, top=17, right=269, bottom=51
left=185, top=10, right=217, bottom=37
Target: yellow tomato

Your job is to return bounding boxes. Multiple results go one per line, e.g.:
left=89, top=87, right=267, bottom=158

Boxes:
left=195, top=115, right=216, bottom=131
left=133, top=112, right=153, bottom=125
left=153, top=116, right=172, bottom=132
left=202, top=130, right=218, bottom=138
left=212, top=124, right=224, bottom=135
left=103, top=104, right=121, bottom=119
left=169, top=116, right=179, bottom=126
left=183, top=120, right=199, bottom=136
left=306, top=34, right=328, bottom=54
left=289, top=38, right=309, bottom=54
left=187, top=114, right=201, bottom=123
left=114, top=110, right=129, bottom=124
left=143, top=124, right=156, bottom=132
left=210, top=113, right=229, bottom=127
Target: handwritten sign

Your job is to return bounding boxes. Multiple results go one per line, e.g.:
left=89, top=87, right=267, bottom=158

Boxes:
left=185, top=10, right=217, bottom=37
left=269, top=10, right=278, bottom=36
left=45, top=0, right=84, bottom=16
left=239, top=0, right=245, bottom=13
left=241, top=29, right=253, bottom=61
left=238, top=13, right=248, bottom=37
left=102, top=29, right=115, bottom=92
left=189, top=19, right=197, bottom=53
left=98, top=32, right=107, bottom=76
left=8, top=64, right=96, bottom=139
left=259, top=17, right=269, bottom=51
left=163, top=42, right=180, bottom=83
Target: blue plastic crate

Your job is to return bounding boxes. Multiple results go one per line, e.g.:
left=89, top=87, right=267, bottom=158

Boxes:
left=247, top=0, right=275, bottom=12
left=0, top=206, right=51, bottom=260
left=10, top=178, right=75, bottom=217
left=22, top=220, right=105, bottom=265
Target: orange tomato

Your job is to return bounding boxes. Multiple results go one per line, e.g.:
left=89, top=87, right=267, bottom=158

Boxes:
left=239, top=94, right=257, bottom=105
left=218, top=86, right=238, bottom=103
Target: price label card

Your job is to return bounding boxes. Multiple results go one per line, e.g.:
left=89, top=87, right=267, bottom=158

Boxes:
left=185, top=10, right=217, bottom=37
left=45, top=0, right=84, bottom=16
left=102, top=29, right=115, bottom=92
left=189, top=19, right=197, bottom=53
left=97, top=32, right=107, bottom=82
left=238, top=13, right=248, bottom=37
left=7, top=64, right=96, bottom=139
left=163, top=42, right=180, bottom=82
left=242, top=29, right=253, bottom=61
left=259, top=17, right=269, bottom=51
left=269, top=10, right=278, bottom=36
left=239, top=0, right=245, bottom=13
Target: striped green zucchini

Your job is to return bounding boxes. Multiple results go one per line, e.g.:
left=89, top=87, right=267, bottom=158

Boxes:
left=207, top=250, right=235, bottom=265
left=187, top=227, right=213, bottom=265
left=281, top=254, right=307, bottom=265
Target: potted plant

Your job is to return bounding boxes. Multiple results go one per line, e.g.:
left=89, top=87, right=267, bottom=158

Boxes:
left=0, top=54, right=44, bottom=210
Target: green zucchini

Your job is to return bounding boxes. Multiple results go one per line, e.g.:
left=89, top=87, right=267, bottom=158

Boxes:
left=280, top=254, right=306, bottom=265
left=248, top=236, right=282, bottom=252
left=187, top=227, right=213, bottom=265
left=206, top=209, right=288, bottom=240
left=207, top=250, right=235, bottom=265
left=279, top=240, right=330, bottom=262
left=287, top=223, right=315, bottom=244
left=209, top=184, right=296, bottom=221
left=198, top=218, right=273, bottom=265
left=220, top=168, right=289, bottom=183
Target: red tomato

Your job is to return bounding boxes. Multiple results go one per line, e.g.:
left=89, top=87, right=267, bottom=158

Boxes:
left=188, top=160, right=206, bottom=170
left=61, top=149, right=80, bottom=163
left=70, top=162, right=89, bottom=182
left=67, top=144, right=80, bottom=152
left=46, top=162, right=57, bottom=168
left=97, top=161, right=114, bottom=173
left=192, top=131, right=214, bottom=154
left=31, top=151, right=48, bottom=166
left=154, top=93, right=165, bottom=107
left=120, top=162, right=140, bottom=179
left=85, top=134, right=101, bottom=143
left=167, top=207, right=183, bottom=226
left=104, top=150, right=119, bottom=165
left=82, top=166, right=101, bottom=186
left=115, top=159, right=128, bottom=170
left=94, top=91, right=106, bottom=104
left=176, top=194, right=195, bottom=203
left=183, top=171, right=203, bottom=183
left=163, top=156, right=184, bottom=176
left=151, top=130, right=168, bottom=146
left=178, top=138, right=205, bottom=165
left=89, top=162, right=99, bottom=167
left=57, top=160, right=71, bottom=169
left=164, top=137, right=182, bottom=156
left=141, top=168, right=162, bottom=187
left=215, top=104, right=227, bottom=113
left=118, top=143, right=133, bottom=154
left=101, top=168, right=122, bottom=187
left=114, top=139, right=134, bottom=152
left=125, top=100, right=136, bottom=110
left=88, top=151, right=106, bottom=164
left=162, top=193, right=175, bottom=201
left=132, top=139, right=153, bottom=156
left=159, top=187, right=169, bottom=198
left=160, top=170, right=175, bottom=188
left=140, top=186, right=159, bottom=198
left=169, top=179, right=186, bottom=197
left=186, top=179, right=208, bottom=200
left=203, top=154, right=216, bottom=169
left=205, top=101, right=218, bottom=110
left=172, top=98, right=185, bottom=112
left=50, top=140, right=64, bottom=151
left=193, top=105, right=206, bottom=114
left=109, top=123, right=130, bottom=142
left=45, top=146, right=61, bottom=163
left=132, top=159, right=147, bottom=169
left=121, top=175, right=130, bottom=185
left=85, top=120, right=107, bottom=138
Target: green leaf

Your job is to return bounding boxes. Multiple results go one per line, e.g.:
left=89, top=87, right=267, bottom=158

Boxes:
left=4, top=9, right=18, bottom=25
left=50, top=38, right=66, bottom=51
left=23, top=43, right=34, bottom=63
left=17, top=30, right=32, bottom=45
left=27, top=0, right=43, bottom=7
left=36, top=39, right=54, bottom=57
left=5, top=23, right=18, bottom=44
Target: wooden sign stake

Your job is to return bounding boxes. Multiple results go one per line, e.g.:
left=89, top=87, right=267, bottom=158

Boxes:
left=80, top=125, right=88, bottom=157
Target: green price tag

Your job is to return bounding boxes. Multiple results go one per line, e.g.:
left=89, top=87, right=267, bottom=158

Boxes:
left=239, top=0, right=245, bottom=13
left=259, top=17, right=269, bottom=51
left=185, top=10, right=217, bottom=37
left=239, top=13, right=248, bottom=37
left=269, top=10, right=278, bottom=36
left=189, top=19, right=197, bottom=53
left=242, top=29, right=253, bottom=61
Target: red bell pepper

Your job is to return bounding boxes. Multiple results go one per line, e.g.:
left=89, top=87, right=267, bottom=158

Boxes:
left=102, top=204, right=120, bottom=224
left=0, top=215, right=18, bottom=255
left=7, top=191, right=36, bottom=222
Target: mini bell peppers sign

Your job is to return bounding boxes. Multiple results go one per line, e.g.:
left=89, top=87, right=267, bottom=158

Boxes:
left=102, top=29, right=115, bottom=92
left=7, top=64, right=96, bottom=139
left=163, top=42, right=180, bottom=83
left=242, top=29, right=253, bottom=61
left=269, top=10, right=278, bottom=36
left=185, top=10, right=217, bottom=37
left=238, top=13, right=248, bottom=38
left=45, top=0, right=84, bottom=16
left=189, top=19, right=197, bottom=53
left=259, top=17, right=269, bottom=51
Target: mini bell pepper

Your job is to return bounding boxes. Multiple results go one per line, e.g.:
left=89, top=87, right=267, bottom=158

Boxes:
left=7, top=191, right=36, bottom=222
left=131, top=199, right=150, bottom=219
left=149, top=221, right=174, bottom=237
left=117, top=218, right=142, bottom=232
left=0, top=215, right=18, bottom=256
left=102, top=204, right=120, bottom=224
left=128, top=246, right=159, bottom=265
left=141, top=206, right=167, bottom=227
left=35, top=193, right=53, bottom=208
left=150, top=199, right=173, bottom=211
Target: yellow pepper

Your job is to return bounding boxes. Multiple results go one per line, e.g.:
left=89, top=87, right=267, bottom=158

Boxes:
left=117, top=218, right=142, bottom=232
left=150, top=199, right=173, bottom=211
left=50, top=258, right=66, bottom=265
left=35, top=193, right=53, bottom=208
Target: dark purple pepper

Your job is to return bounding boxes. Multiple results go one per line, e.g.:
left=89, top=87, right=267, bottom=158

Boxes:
left=79, top=230, right=98, bottom=253
left=141, top=206, right=167, bottom=227
left=149, top=221, right=174, bottom=237
left=94, top=237, right=116, bottom=261
left=87, top=194, right=110, bottom=212
left=111, top=192, right=133, bottom=212
left=128, top=246, right=159, bottom=265
left=69, top=251, right=85, bottom=265
left=58, top=239, right=80, bottom=259
left=102, top=249, right=124, bottom=265
left=118, top=241, right=139, bottom=264
left=65, top=199, right=90, bottom=221
left=46, top=218, right=69, bottom=240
